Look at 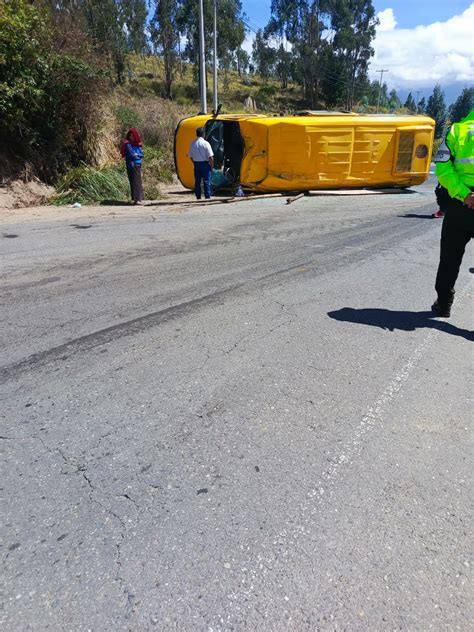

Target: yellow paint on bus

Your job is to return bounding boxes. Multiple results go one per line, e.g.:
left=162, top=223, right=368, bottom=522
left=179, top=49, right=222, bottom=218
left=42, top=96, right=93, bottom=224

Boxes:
left=174, top=112, right=435, bottom=192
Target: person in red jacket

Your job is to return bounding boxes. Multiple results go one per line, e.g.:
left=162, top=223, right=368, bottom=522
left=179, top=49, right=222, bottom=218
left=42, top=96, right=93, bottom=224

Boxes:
left=121, top=128, right=144, bottom=205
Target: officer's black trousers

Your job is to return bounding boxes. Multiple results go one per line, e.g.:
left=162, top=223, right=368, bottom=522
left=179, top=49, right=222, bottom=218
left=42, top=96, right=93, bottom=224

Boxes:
left=435, top=192, right=474, bottom=303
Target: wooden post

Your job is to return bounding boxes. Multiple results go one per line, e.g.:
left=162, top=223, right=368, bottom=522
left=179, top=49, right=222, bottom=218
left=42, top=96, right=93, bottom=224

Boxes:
left=286, top=192, right=305, bottom=204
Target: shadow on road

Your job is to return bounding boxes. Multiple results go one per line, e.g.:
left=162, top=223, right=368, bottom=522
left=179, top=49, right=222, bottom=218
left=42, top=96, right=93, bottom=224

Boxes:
left=398, top=213, right=435, bottom=219
left=100, top=200, right=165, bottom=207
left=328, top=308, right=473, bottom=341
left=100, top=200, right=133, bottom=206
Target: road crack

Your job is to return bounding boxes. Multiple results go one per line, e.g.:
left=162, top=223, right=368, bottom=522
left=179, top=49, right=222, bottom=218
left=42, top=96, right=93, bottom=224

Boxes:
left=31, top=433, right=138, bottom=617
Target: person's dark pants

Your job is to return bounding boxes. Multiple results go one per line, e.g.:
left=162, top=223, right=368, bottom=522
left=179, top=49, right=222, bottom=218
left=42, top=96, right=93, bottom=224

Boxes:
left=435, top=188, right=474, bottom=306
left=434, top=183, right=451, bottom=210
left=127, top=164, right=144, bottom=202
left=193, top=161, right=211, bottom=199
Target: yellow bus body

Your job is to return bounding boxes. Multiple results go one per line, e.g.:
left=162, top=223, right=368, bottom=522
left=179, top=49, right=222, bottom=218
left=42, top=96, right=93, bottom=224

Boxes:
left=174, top=113, right=435, bottom=192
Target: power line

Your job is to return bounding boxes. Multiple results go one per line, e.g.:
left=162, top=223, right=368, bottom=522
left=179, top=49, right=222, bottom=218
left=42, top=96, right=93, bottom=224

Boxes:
left=242, top=19, right=262, bottom=35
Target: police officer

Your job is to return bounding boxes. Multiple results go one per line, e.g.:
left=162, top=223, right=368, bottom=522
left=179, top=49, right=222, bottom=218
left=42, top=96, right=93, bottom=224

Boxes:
left=432, top=110, right=474, bottom=317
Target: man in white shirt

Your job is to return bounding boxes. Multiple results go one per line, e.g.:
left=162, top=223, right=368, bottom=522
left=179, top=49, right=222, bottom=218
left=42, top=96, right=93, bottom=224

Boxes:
left=188, top=127, right=214, bottom=200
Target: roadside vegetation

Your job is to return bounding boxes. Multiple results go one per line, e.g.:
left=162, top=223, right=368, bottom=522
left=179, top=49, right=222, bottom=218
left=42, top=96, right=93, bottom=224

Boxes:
left=1, top=1, right=473, bottom=207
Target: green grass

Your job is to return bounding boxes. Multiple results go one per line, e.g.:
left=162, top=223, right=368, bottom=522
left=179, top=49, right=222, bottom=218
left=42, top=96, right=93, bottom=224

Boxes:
left=54, top=149, right=172, bottom=204
left=113, top=105, right=142, bottom=136
left=54, top=163, right=130, bottom=205
left=128, top=55, right=302, bottom=112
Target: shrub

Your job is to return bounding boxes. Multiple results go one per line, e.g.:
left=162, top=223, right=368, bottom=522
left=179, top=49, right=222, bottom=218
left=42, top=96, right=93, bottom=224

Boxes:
left=113, top=95, right=191, bottom=153
left=150, top=80, right=165, bottom=96
left=257, top=84, right=278, bottom=98
left=0, top=0, right=50, bottom=134
left=113, top=105, right=142, bottom=136
left=0, top=0, right=107, bottom=181
left=55, top=147, right=173, bottom=204
left=142, top=146, right=173, bottom=197
left=175, top=96, right=189, bottom=106
left=54, top=163, right=129, bottom=204
left=254, top=84, right=280, bottom=110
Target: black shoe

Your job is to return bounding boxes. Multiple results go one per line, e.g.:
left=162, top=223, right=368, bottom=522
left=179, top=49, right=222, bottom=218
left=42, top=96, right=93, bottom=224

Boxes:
left=431, top=300, right=451, bottom=318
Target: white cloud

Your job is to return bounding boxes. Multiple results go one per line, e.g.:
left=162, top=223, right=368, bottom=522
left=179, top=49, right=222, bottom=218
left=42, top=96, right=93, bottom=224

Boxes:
left=241, top=32, right=256, bottom=56
left=377, top=8, right=397, bottom=32
left=370, top=4, right=474, bottom=89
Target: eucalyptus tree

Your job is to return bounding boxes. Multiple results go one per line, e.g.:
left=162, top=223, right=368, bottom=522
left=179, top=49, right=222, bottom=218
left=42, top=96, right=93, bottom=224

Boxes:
left=252, top=30, right=277, bottom=81
left=330, top=0, right=378, bottom=110
left=276, top=44, right=293, bottom=89
left=426, top=84, right=447, bottom=138
left=81, top=0, right=128, bottom=83
left=388, top=89, right=400, bottom=111
left=266, top=0, right=333, bottom=107
left=449, top=87, right=474, bottom=123
left=151, top=0, right=180, bottom=98
left=236, top=48, right=250, bottom=76
left=417, top=96, right=426, bottom=114
left=177, top=0, right=246, bottom=79
left=122, top=0, right=148, bottom=55
left=42, top=0, right=147, bottom=82
left=265, top=0, right=377, bottom=109
left=404, top=92, right=416, bottom=112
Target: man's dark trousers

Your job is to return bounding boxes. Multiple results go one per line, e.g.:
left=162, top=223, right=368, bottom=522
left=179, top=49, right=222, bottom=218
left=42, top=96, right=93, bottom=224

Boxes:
left=194, top=161, right=211, bottom=199
left=435, top=190, right=474, bottom=304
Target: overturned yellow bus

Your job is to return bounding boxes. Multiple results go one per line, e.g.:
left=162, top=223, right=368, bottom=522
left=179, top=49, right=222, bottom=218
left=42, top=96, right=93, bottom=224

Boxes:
left=174, top=112, right=435, bottom=192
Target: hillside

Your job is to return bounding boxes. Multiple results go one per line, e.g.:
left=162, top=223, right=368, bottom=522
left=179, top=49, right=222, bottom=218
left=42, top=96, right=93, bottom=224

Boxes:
left=0, top=52, right=427, bottom=210
left=2, top=0, right=468, bottom=209
left=1, top=53, right=309, bottom=209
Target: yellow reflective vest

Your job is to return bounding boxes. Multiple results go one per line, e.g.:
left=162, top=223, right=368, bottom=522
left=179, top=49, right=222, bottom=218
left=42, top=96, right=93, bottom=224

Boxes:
left=435, top=110, right=474, bottom=201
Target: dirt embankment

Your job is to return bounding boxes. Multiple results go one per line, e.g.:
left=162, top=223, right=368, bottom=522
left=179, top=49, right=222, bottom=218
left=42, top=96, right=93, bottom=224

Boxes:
left=0, top=97, right=120, bottom=212
left=0, top=178, right=55, bottom=211
left=0, top=145, right=55, bottom=210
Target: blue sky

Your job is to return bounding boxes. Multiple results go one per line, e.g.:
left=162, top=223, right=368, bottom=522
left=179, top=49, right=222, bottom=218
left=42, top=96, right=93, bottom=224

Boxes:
left=369, top=0, right=472, bottom=28
left=241, top=0, right=472, bottom=31
left=241, top=1, right=474, bottom=101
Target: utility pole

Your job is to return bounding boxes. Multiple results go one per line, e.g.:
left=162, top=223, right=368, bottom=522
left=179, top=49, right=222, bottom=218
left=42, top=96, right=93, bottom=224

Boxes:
left=376, top=69, right=388, bottom=111
left=415, top=90, right=422, bottom=112
left=213, top=0, right=218, bottom=113
left=198, top=0, right=207, bottom=113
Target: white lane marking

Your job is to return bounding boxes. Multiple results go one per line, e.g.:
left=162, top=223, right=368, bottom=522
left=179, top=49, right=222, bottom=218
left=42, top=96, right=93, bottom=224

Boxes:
left=212, top=286, right=471, bottom=626
left=307, top=283, right=470, bottom=505
left=309, top=327, right=439, bottom=502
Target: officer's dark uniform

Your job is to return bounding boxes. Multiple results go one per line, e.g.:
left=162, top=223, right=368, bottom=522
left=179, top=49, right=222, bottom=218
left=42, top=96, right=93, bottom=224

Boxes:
left=433, top=110, right=474, bottom=317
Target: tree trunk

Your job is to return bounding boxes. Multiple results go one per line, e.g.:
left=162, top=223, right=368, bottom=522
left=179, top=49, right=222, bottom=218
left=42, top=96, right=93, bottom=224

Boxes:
left=163, top=49, right=173, bottom=99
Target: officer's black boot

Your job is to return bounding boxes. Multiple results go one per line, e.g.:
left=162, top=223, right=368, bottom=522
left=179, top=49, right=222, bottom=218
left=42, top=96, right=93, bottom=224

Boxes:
left=432, top=289, right=455, bottom=318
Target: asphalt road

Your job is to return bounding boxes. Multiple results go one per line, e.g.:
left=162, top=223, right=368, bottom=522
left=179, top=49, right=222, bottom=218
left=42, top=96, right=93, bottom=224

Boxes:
left=1, top=179, right=472, bottom=631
